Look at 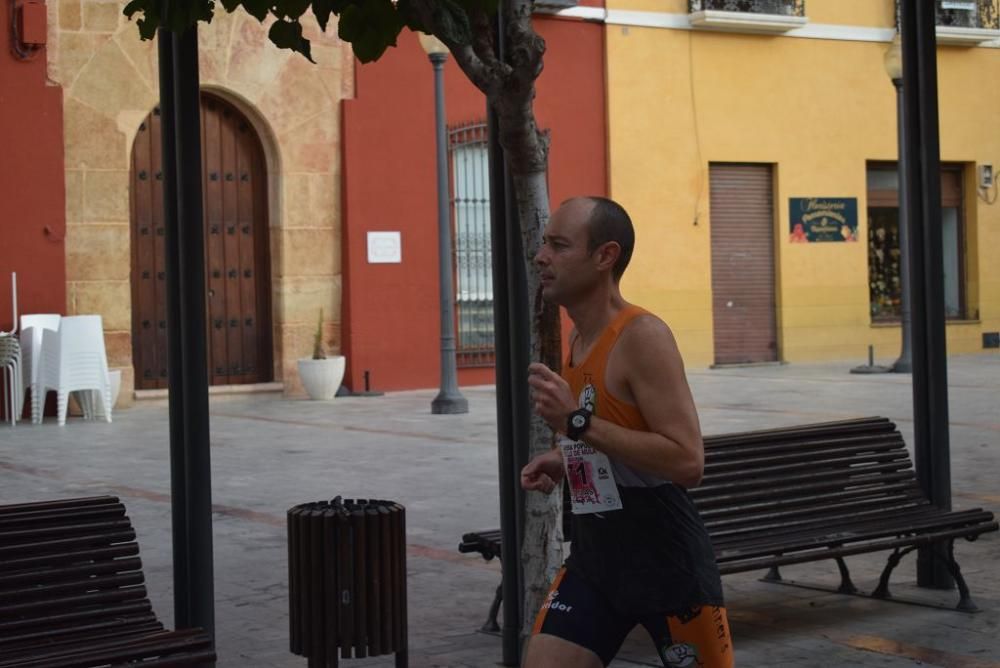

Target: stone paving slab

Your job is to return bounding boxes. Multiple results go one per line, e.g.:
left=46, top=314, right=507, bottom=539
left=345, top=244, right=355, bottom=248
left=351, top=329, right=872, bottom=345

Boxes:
left=0, top=354, right=998, bottom=667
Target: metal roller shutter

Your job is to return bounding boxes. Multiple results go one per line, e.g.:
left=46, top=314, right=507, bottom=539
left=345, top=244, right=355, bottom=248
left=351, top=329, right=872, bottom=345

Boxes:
left=709, top=163, right=778, bottom=365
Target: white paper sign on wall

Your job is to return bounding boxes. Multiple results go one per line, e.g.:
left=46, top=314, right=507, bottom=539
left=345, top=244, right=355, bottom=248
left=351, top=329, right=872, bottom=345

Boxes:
left=367, top=231, right=402, bottom=264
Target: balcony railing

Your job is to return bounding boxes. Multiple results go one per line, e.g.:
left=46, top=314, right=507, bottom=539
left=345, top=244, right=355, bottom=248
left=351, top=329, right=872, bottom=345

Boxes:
left=688, top=0, right=807, bottom=33
left=689, top=0, right=805, bottom=16
left=936, top=0, right=999, bottom=29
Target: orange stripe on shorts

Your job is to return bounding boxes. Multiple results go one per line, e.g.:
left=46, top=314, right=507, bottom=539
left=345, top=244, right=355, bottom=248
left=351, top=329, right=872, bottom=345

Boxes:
left=664, top=605, right=734, bottom=668
left=531, top=567, right=568, bottom=635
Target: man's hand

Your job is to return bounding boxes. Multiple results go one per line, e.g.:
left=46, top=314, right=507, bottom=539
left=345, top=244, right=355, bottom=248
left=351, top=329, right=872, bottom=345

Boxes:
left=528, top=362, right=577, bottom=435
left=521, top=449, right=565, bottom=494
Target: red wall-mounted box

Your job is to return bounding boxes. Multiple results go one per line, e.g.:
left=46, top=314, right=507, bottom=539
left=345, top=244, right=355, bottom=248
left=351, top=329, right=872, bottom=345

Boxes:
left=18, top=1, right=47, bottom=47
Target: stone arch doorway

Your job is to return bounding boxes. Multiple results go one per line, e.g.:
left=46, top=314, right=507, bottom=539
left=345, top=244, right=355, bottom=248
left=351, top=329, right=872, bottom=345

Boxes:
left=129, top=92, right=273, bottom=389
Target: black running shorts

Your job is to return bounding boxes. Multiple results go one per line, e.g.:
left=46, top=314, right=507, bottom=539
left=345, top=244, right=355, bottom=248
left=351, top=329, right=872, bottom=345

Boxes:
left=532, top=567, right=734, bottom=667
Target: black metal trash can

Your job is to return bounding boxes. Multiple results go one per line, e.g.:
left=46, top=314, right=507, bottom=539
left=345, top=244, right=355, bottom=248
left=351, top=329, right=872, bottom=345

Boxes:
left=288, top=497, right=407, bottom=667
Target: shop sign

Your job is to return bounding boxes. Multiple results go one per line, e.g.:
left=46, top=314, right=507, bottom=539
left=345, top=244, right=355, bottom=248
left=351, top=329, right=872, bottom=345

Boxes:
left=789, top=198, right=858, bottom=243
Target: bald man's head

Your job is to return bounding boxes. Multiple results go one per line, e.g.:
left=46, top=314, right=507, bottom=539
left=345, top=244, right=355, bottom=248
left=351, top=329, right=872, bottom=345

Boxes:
left=562, top=196, right=635, bottom=281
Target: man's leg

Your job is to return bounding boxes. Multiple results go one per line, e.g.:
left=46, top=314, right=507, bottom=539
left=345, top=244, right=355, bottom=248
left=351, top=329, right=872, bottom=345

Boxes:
left=641, top=604, right=734, bottom=668
left=522, top=568, right=633, bottom=668
left=523, top=633, right=603, bottom=668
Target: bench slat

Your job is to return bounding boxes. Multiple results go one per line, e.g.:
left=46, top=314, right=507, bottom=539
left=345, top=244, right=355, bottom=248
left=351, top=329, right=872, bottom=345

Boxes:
left=694, top=471, right=917, bottom=510
left=0, top=497, right=121, bottom=518
left=0, top=531, right=138, bottom=560
left=0, top=544, right=140, bottom=573
left=0, top=616, right=162, bottom=652
left=706, top=497, right=931, bottom=542
left=0, top=573, right=146, bottom=604
left=705, top=450, right=910, bottom=485
left=0, top=557, right=144, bottom=589
left=0, top=519, right=134, bottom=543
left=718, top=520, right=1000, bottom=575
left=698, top=481, right=921, bottom=520
left=715, top=509, right=995, bottom=562
left=0, top=629, right=214, bottom=668
left=703, top=488, right=927, bottom=530
left=694, top=461, right=915, bottom=498
left=703, top=417, right=895, bottom=448
left=704, top=432, right=905, bottom=461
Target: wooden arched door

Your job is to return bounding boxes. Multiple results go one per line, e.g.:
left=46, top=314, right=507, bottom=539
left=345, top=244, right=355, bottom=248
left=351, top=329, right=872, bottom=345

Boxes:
left=130, top=93, right=273, bottom=389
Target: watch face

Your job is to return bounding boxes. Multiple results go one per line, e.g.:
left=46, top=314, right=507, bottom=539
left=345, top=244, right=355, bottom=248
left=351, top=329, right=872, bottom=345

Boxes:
left=571, top=414, right=587, bottom=428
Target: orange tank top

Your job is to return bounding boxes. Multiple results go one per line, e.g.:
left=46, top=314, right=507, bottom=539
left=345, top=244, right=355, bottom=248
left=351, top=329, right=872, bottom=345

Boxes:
left=562, top=305, right=668, bottom=487
left=563, top=305, right=649, bottom=435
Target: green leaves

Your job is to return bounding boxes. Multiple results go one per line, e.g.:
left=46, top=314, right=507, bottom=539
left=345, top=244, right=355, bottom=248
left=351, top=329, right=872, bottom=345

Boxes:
left=269, top=20, right=314, bottom=62
left=275, top=0, right=314, bottom=20
left=428, top=0, right=472, bottom=48
left=122, top=0, right=493, bottom=64
left=312, top=0, right=335, bottom=32
left=123, top=0, right=215, bottom=40
left=123, top=0, right=160, bottom=40
left=338, top=0, right=405, bottom=63
left=242, top=0, right=272, bottom=21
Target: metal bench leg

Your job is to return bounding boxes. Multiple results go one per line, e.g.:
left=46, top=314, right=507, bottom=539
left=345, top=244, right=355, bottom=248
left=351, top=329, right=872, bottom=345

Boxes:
left=835, top=557, right=858, bottom=594
left=763, top=566, right=782, bottom=582
left=934, top=540, right=978, bottom=613
left=481, top=580, right=502, bottom=633
left=872, top=546, right=916, bottom=599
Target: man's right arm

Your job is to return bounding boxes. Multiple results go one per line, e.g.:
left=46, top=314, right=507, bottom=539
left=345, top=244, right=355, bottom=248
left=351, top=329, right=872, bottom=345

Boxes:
left=521, top=448, right=564, bottom=494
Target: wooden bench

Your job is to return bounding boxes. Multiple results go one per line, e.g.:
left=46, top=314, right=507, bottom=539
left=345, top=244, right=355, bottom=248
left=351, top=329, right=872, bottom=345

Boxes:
left=460, top=417, right=999, bottom=631
left=0, top=495, right=215, bottom=667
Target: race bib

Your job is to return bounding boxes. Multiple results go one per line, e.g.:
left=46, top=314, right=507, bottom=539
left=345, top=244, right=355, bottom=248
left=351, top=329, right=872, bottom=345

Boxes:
left=558, top=436, right=623, bottom=514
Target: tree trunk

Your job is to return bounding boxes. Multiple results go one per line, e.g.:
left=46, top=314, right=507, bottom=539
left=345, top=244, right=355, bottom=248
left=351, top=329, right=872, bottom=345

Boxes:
left=420, top=0, right=566, bottom=636
left=509, top=168, right=564, bottom=633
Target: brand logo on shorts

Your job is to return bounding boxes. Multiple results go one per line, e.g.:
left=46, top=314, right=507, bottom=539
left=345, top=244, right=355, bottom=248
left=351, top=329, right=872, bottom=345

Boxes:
left=541, top=588, right=572, bottom=613
left=660, top=642, right=702, bottom=667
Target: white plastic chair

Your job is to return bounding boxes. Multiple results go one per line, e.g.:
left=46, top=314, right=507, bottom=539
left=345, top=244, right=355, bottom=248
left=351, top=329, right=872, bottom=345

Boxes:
left=1, top=272, right=22, bottom=425
left=32, top=315, right=112, bottom=426
left=19, top=314, right=60, bottom=415
left=0, top=335, right=22, bottom=426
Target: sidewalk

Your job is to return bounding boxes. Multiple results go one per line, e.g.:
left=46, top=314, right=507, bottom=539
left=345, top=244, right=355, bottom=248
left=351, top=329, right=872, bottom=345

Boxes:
left=1, top=354, right=998, bottom=667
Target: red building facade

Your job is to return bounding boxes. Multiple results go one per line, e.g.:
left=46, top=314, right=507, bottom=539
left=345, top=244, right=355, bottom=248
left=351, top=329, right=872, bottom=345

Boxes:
left=341, top=12, right=608, bottom=392
left=0, top=2, right=66, bottom=333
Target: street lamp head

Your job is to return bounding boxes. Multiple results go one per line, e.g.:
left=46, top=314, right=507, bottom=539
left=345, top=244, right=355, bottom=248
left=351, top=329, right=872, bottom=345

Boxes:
left=418, top=32, right=449, bottom=57
left=883, top=33, right=903, bottom=83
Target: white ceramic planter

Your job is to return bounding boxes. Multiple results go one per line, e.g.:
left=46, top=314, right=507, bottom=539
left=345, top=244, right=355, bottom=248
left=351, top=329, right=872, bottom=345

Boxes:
left=297, top=356, right=346, bottom=400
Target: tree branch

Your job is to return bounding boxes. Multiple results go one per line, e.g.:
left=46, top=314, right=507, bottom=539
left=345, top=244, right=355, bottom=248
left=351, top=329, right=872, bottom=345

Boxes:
left=448, top=44, right=497, bottom=94
left=404, top=0, right=502, bottom=95
left=490, top=0, right=547, bottom=175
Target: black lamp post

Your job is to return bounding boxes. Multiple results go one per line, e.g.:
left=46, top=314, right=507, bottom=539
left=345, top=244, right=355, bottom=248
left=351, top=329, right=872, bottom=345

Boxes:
left=419, top=33, right=469, bottom=415
left=884, top=34, right=912, bottom=374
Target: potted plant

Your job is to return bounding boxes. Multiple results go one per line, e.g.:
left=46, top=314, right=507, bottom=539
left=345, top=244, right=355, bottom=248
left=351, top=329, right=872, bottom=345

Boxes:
left=296, top=309, right=345, bottom=400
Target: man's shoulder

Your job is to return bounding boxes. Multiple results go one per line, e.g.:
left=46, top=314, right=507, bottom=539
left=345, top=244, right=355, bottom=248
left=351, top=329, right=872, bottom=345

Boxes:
left=616, top=308, right=682, bottom=366
left=621, top=308, right=675, bottom=341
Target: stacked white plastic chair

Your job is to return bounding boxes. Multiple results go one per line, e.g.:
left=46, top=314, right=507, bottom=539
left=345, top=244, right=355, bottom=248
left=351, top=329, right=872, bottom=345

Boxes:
left=1, top=272, right=22, bottom=426
left=19, top=314, right=60, bottom=417
left=0, top=335, right=21, bottom=426
left=32, top=315, right=113, bottom=426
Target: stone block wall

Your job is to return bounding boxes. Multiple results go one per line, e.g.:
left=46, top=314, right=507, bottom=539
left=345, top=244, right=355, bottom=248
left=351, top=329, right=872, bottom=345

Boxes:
left=47, top=1, right=354, bottom=400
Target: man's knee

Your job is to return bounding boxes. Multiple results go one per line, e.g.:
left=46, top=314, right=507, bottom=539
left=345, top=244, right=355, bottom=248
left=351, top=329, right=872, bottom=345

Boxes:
left=523, top=633, right=604, bottom=668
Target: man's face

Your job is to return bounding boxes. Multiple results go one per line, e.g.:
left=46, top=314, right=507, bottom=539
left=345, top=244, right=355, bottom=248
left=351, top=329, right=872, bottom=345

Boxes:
left=534, top=200, right=597, bottom=305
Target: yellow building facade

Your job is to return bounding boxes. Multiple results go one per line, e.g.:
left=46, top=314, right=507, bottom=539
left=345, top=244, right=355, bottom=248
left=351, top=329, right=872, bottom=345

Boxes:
left=606, top=0, right=1000, bottom=366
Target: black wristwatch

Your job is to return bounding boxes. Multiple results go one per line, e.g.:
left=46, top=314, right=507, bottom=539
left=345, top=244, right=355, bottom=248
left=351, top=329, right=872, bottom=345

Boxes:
left=566, top=408, right=592, bottom=441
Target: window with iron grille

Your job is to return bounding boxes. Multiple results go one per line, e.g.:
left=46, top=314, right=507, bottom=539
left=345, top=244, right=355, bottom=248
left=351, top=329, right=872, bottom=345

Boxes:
left=449, top=122, right=495, bottom=367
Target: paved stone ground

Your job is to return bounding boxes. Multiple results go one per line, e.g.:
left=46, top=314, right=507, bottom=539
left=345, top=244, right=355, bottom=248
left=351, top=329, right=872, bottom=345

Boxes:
left=1, top=354, right=998, bottom=667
